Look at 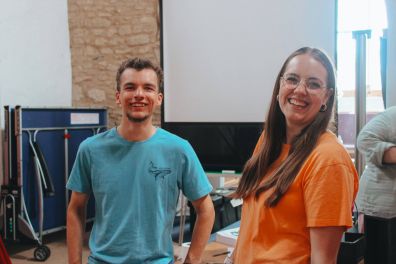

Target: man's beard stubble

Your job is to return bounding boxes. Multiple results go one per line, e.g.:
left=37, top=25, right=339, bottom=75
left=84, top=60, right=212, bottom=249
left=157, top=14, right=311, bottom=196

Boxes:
left=126, top=113, right=149, bottom=123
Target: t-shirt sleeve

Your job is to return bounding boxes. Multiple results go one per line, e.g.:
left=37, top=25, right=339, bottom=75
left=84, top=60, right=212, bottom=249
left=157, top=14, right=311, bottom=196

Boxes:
left=66, top=140, right=92, bottom=194
left=303, top=163, right=357, bottom=228
left=180, top=141, right=212, bottom=201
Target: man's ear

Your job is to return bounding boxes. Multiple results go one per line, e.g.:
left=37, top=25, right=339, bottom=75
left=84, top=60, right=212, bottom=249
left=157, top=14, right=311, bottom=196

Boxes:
left=116, top=91, right=121, bottom=105
left=157, top=93, right=163, bottom=106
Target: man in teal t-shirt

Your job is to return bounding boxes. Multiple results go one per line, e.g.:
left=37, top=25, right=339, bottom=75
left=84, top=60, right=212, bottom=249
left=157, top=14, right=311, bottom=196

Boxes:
left=66, top=58, right=215, bottom=264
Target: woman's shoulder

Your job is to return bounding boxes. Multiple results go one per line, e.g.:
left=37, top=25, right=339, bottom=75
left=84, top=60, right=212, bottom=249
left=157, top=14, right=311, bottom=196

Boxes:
left=303, top=131, right=358, bottom=191
left=316, top=130, right=344, bottom=149
left=310, top=131, right=352, bottom=163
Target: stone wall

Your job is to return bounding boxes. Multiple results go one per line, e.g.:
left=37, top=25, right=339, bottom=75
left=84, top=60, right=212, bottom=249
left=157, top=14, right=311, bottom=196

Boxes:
left=67, top=0, right=161, bottom=127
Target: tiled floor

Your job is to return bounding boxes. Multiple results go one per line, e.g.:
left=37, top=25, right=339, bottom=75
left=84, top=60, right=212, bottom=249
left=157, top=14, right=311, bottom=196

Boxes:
left=4, top=228, right=366, bottom=263
left=5, top=230, right=89, bottom=264
left=5, top=233, right=366, bottom=264
left=5, top=231, right=191, bottom=264
left=4, top=218, right=190, bottom=263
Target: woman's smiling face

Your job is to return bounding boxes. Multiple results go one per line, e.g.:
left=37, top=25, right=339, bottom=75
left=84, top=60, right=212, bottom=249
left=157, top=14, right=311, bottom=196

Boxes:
left=278, top=54, right=331, bottom=133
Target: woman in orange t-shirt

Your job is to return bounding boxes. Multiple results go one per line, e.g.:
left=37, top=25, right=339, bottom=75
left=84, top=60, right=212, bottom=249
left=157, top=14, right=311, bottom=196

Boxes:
left=231, top=47, right=358, bottom=264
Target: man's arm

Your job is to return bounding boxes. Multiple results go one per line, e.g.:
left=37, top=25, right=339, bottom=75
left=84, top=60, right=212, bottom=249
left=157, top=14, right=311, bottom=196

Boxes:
left=184, top=194, right=214, bottom=264
left=67, top=191, right=89, bottom=264
left=383, top=146, right=396, bottom=165
left=310, top=226, right=344, bottom=264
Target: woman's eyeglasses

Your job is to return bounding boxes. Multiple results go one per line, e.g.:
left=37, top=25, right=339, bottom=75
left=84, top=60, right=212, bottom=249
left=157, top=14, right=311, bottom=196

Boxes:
left=281, top=74, right=327, bottom=95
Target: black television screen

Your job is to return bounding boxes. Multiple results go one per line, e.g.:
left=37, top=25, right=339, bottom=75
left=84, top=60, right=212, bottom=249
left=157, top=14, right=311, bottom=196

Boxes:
left=162, top=123, right=263, bottom=173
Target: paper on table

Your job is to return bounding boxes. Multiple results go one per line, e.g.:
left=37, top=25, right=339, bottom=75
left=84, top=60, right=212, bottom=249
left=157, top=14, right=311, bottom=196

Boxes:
left=215, top=227, right=239, bottom=247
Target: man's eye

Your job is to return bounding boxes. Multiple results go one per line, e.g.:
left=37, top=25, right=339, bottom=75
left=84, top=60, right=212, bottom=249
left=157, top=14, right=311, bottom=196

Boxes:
left=145, top=86, right=155, bottom=91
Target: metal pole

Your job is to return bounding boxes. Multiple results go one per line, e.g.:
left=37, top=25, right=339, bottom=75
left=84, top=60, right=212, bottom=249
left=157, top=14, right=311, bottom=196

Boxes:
left=352, top=30, right=371, bottom=176
left=64, top=129, right=69, bottom=211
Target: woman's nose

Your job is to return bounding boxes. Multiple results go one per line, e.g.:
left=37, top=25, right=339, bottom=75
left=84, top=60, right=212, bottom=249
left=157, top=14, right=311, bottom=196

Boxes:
left=294, top=81, right=308, bottom=94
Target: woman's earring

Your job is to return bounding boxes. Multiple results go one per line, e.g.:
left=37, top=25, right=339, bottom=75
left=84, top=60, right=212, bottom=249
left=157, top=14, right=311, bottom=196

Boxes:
left=320, top=104, right=328, bottom=112
left=276, top=95, right=279, bottom=101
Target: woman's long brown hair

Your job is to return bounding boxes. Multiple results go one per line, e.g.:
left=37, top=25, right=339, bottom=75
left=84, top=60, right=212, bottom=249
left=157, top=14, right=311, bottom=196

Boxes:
left=234, top=47, right=336, bottom=207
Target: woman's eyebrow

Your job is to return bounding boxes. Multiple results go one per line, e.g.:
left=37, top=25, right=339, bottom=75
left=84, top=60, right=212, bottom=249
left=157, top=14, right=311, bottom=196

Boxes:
left=307, top=76, right=325, bottom=82
left=284, top=72, right=298, bottom=77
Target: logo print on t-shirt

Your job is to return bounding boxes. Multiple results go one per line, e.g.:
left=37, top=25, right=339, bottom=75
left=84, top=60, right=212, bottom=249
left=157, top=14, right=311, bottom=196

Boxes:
left=148, top=161, right=171, bottom=180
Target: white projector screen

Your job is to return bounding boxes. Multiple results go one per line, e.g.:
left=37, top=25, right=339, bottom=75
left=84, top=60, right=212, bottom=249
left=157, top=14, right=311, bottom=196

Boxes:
left=161, top=0, right=336, bottom=122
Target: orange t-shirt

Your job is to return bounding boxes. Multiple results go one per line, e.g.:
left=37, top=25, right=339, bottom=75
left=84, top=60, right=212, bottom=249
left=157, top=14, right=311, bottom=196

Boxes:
left=233, top=131, right=358, bottom=264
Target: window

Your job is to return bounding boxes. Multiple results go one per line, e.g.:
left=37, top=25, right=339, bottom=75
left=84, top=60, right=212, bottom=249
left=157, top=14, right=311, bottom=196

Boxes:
left=337, top=0, right=388, bottom=148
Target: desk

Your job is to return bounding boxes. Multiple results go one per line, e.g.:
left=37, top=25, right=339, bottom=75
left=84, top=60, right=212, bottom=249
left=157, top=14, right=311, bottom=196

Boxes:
left=175, top=221, right=365, bottom=264
left=174, top=242, right=230, bottom=263
left=174, top=220, right=239, bottom=263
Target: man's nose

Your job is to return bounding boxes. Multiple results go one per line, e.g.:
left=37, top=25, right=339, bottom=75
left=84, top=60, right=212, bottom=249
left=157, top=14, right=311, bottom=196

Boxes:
left=134, top=87, right=144, bottom=96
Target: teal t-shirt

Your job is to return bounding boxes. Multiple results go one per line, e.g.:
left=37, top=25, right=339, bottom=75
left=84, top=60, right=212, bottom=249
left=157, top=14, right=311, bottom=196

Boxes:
left=66, top=127, right=212, bottom=264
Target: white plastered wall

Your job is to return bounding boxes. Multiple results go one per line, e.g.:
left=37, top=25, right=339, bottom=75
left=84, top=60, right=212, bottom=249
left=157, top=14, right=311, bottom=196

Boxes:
left=0, top=0, right=72, bottom=181
left=386, top=0, right=396, bottom=107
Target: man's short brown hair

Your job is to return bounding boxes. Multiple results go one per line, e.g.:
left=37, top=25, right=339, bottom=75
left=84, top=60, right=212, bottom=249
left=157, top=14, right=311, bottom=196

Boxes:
left=116, top=58, right=163, bottom=92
